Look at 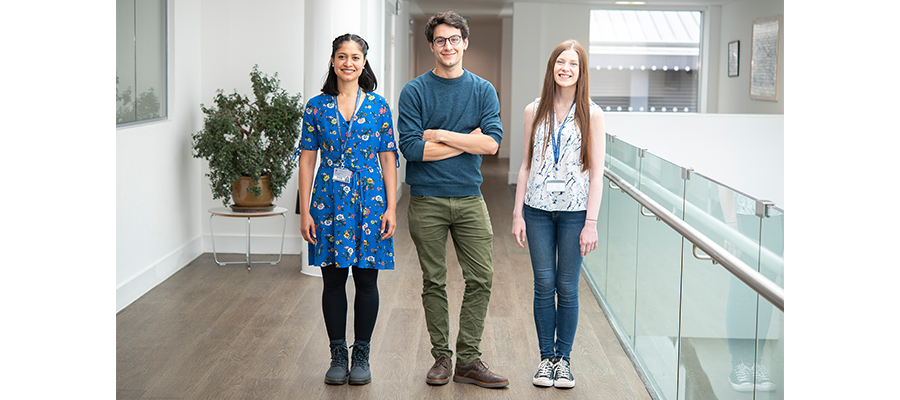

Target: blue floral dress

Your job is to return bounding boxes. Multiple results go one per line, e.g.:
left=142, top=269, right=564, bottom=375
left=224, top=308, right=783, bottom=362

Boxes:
left=299, top=91, right=398, bottom=270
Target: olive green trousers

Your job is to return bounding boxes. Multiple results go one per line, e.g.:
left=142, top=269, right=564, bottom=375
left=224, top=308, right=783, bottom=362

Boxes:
left=408, top=195, right=494, bottom=365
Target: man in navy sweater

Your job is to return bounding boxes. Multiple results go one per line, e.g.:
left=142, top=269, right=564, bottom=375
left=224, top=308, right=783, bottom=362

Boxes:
left=397, top=11, right=508, bottom=389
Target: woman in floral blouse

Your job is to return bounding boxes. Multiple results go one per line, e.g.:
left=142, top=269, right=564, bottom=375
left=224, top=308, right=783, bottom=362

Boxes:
left=297, top=33, right=398, bottom=386
left=511, top=39, right=605, bottom=389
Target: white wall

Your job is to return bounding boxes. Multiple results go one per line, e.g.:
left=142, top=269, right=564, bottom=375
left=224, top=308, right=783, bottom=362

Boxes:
left=389, top=1, right=411, bottom=190
left=605, top=113, right=784, bottom=208
left=117, top=0, right=310, bottom=312
left=717, top=0, right=785, bottom=114
left=117, top=0, right=203, bottom=312
left=198, top=0, right=307, bottom=258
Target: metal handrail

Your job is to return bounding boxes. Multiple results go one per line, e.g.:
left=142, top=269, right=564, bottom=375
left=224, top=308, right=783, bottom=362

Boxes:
left=604, top=167, right=785, bottom=311
left=608, top=157, right=784, bottom=273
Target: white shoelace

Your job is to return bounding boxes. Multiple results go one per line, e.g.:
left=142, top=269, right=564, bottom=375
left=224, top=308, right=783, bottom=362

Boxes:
left=733, top=362, right=752, bottom=382
left=554, top=359, right=571, bottom=379
left=536, top=359, right=553, bottom=378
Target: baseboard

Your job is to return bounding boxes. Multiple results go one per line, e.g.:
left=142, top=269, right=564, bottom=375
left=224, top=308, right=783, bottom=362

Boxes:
left=116, top=236, right=203, bottom=313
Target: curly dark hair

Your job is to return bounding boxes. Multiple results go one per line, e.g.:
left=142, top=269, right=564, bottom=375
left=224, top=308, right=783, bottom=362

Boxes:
left=424, top=11, right=469, bottom=44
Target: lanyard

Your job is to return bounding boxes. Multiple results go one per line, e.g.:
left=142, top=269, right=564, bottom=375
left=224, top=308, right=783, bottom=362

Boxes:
left=552, top=100, right=575, bottom=170
left=334, top=87, right=363, bottom=165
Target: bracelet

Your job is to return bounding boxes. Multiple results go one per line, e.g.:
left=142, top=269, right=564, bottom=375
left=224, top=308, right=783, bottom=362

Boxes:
left=585, top=218, right=597, bottom=222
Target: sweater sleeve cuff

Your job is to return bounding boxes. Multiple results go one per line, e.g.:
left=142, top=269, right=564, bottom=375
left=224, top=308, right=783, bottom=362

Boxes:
left=404, top=139, right=426, bottom=162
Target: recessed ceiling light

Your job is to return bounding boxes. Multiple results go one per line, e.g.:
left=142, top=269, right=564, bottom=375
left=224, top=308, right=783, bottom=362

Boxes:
left=615, top=1, right=647, bottom=4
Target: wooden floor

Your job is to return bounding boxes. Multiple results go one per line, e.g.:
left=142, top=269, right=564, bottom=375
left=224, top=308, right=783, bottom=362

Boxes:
left=116, top=155, right=651, bottom=400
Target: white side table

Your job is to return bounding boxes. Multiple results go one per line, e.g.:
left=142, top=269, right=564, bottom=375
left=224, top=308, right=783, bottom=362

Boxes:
left=209, top=206, right=288, bottom=269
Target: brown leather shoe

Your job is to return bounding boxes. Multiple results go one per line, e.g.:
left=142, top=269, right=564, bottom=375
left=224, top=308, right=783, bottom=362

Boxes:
left=453, top=359, right=509, bottom=388
left=426, top=354, right=452, bottom=385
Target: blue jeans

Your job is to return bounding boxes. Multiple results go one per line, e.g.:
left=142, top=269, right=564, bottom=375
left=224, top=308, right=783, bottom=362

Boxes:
left=523, top=204, right=585, bottom=361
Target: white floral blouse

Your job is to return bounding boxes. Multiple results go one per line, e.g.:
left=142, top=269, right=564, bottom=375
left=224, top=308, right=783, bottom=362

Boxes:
left=524, top=97, right=600, bottom=212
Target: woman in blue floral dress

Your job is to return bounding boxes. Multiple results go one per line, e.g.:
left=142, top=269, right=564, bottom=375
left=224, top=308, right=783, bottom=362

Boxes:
left=297, top=34, right=398, bottom=386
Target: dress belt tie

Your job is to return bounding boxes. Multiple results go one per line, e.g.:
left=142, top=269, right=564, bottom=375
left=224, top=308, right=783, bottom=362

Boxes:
left=322, top=161, right=369, bottom=261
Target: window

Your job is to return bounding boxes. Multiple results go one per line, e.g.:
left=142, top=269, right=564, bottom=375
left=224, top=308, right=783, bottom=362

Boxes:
left=589, top=10, right=701, bottom=113
left=117, top=0, right=167, bottom=125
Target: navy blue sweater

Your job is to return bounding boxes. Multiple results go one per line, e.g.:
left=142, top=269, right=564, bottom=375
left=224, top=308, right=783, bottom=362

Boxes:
left=397, top=70, right=503, bottom=197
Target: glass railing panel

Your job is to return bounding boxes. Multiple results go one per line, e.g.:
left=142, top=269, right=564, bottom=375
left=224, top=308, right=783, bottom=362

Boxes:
left=608, top=137, right=641, bottom=186
left=583, top=135, right=615, bottom=300
left=679, top=173, right=764, bottom=400
left=633, top=152, right=685, bottom=400
left=583, top=174, right=611, bottom=294
left=603, top=137, right=642, bottom=343
left=636, top=152, right=687, bottom=218
left=756, top=207, right=784, bottom=399
left=587, top=136, right=785, bottom=400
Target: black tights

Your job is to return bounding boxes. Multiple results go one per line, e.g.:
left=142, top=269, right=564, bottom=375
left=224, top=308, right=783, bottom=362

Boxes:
left=321, top=266, right=380, bottom=343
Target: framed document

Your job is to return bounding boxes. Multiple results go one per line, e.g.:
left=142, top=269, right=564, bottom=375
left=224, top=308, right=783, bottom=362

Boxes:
left=750, top=15, right=782, bottom=101
left=728, top=40, right=740, bottom=77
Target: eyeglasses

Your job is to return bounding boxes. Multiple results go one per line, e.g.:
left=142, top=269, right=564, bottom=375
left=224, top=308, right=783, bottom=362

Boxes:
left=432, top=35, right=462, bottom=47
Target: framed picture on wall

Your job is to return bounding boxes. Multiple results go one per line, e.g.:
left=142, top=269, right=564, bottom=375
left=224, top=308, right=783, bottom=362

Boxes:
left=750, top=15, right=782, bottom=101
left=728, top=40, right=740, bottom=77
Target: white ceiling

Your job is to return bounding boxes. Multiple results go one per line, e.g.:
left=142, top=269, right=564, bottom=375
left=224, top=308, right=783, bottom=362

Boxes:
left=407, top=0, right=744, bottom=18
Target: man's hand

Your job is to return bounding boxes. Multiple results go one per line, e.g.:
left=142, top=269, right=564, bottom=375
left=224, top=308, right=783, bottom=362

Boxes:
left=423, top=129, right=442, bottom=143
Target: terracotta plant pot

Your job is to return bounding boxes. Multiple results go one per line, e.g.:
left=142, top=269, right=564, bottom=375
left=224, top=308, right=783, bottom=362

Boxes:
left=231, top=176, right=274, bottom=207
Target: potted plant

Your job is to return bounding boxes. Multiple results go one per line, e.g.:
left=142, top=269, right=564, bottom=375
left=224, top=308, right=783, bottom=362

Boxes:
left=192, top=65, right=303, bottom=210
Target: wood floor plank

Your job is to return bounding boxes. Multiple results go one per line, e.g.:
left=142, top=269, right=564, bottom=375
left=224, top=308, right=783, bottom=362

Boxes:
left=117, top=155, right=651, bottom=400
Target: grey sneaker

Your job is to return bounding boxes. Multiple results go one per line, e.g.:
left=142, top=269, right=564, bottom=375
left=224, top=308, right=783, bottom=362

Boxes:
left=324, top=340, right=349, bottom=385
left=533, top=358, right=554, bottom=387
left=729, top=361, right=753, bottom=392
left=349, top=341, right=372, bottom=385
left=553, top=358, right=575, bottom=388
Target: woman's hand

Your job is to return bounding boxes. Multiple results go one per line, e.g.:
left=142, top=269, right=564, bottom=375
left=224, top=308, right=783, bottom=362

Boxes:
left=512, top=216, right=527, bottom=248
left=300, top=212, right=317, bottom=245
left=511, top=104, right=534, bottom=251
left=380, top=208, right=397, bottom=240
left=580, top=220, right=598, bottom=256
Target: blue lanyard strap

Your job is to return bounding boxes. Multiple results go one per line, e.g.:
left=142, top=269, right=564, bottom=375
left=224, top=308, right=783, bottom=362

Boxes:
left=552, top=100, right=575, bottom=169
left=335, top=87, right=362, bottom=165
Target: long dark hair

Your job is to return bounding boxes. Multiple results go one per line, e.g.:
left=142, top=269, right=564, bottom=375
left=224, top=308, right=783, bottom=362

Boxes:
left=528, top=39, right=592, bottom=172
left=321, top=33, right=377, bottom=96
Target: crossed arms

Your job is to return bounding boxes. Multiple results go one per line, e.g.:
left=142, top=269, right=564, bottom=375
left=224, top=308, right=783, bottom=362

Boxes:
left=396, top=81, right=502, bottom=163
left=420, top=127, right=499, bottom=161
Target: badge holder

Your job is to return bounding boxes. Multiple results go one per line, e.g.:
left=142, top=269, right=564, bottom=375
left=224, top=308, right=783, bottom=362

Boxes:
left=333, top=167, right=353, bottom=184
left=546, top=179, right=566, bottom=194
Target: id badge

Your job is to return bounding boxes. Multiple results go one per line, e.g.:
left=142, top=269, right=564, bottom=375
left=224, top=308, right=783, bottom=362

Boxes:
left=546, top=179, right=566, bottom=193
left=333, top=167, right=352, bottom=184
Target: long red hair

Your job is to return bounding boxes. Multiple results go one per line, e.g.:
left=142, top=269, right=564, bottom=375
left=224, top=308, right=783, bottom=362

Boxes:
left=528, top=40, right=592, bottom=172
